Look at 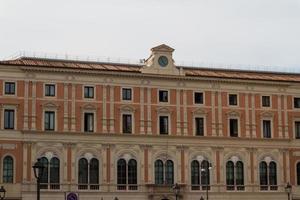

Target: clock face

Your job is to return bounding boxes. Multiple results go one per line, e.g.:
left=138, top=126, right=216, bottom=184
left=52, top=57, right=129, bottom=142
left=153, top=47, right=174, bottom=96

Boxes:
left=158, top=56, right=168, bottom=67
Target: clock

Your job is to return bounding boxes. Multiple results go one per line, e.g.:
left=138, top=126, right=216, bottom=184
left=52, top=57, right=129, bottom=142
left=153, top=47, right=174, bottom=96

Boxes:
left=158, top=56, right=168, bottom=67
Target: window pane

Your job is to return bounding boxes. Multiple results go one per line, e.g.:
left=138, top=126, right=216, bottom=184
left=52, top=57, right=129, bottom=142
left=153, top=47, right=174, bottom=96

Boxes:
left=5, top=82, right=15, bottom=95
left=4, top=109, right=14, bottom=129
left=78, top=158, right=88, bottom=184
left=40, top=157, right=49, bottom=184
left=295, top=122, right=300, bottom=139
left=262, top=96, right=270, bottom=107
left=50, top=158, right=60, bottom=183
left=84, top=87, right=94, bottom=98
left=122, top=88, right=132, bottom=100
left=201, top=160, right=210, bottom=186
left=195, top=117, right=204, bottom=136
left=230, top=119, right=238, bottom=137
left=159, top=116, right=169, bottom=135
left=90, top=158, right=99, bottom=184
left=117, top=159, right=127, bottom=185
left=165, top=160, right=174, bottom=185
left=3, top=156, right=13, bottom=183
left=259, top=162, right=268, bottom=186
left=155, top=160, right=164, bottom=184
left=269, top=162, right=277, bottom=185
left=123, top=114, right=132, bottom=133
left=191, top=160, right=200, bottom=185
left=297, top=163, right=300, bottom=185
left=84, top=113, right=94, bottom=132
left=128, top=159, right=137, bottom=185
left=226, top=161, right=234, bottom=186
left=45, top=111, right=55, bottom=131
left=229, top=94, right=237, bottom=105
left=294, top=98, right=300, bottom=108
left=159, top=90, right=168, bottom=102
left=263, top=120, right=271, bottom=138
left=194, top=92, right=203, bottom=104
left=45, top=84, right=55, bottom=96
left=236, top=161, right=244, bottom=185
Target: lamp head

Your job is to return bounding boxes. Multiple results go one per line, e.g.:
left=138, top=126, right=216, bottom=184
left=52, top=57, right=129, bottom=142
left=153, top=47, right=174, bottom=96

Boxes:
left=0, top=186, right=6, bottom=200
left=32, top=158, right=45, bottom=179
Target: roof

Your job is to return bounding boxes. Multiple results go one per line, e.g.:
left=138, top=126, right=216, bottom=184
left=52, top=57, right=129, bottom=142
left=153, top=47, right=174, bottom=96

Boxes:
left=1, top=57, right=300, bottom=83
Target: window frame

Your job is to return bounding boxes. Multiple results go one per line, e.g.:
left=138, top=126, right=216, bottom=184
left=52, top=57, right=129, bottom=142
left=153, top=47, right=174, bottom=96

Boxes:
left=228, top=117, right=240, bottom=137
left=158, top=115, right=170, bottom=135
left=2, top=155, right=14, bottom=183
left=3, top=109, right=15, bottom=130
left=3, top=81, right=16, bottom=96
left=44, top=111, right=56, bottom=131
left=294, top=120, right=300, bottom=139
left=228, top=93, right=239, bottom=106
left=122, top=113, right=133, bottom=134
left=121, top=87, right=133, bottom=101
left=294, top=97, right=300, bottom=109
left=83, top=112, right=95, bottom=133
left=262, top=119, right=272, bottom=139
left=44, top=83, right=56, bottom=97
left=158, top=89, right=169, bottom=103
left=83, top=85, right=95, bottom=99
left=194, top=91, right=205, bottom=105
left=261, top=95, right=271, bottom=108
left=194, top=116, right=205, bottom=136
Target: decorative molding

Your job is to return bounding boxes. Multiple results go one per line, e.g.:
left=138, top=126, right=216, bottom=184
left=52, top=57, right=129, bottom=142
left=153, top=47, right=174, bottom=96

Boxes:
left=226, top=110, right=241, bottom=117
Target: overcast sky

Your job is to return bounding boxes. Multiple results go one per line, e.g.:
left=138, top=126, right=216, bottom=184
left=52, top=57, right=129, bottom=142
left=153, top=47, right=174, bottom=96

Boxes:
left=1, top=0, right=300, bottom=72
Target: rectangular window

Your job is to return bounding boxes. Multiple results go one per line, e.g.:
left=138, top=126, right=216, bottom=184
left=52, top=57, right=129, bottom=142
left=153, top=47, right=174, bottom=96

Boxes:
left=229, top=94, right=238, bottom=106
left=4, top=109, right=14, bottom=129
left=295, top=121, right=300, bottom=139
left=195, top=117, right=204, bottom=136
left=44, top=111, right=55, bottom=131
left=262, top=96, right=270, bottom=107
left=159, top=116, right=169, bottom=135
left=45, top=84, right=55, bottom=97
left=263, top=120, right=271, bottom=138
left=122, top=114, right=132, bottom=133
left=122, top=88, right=132, bottom=101
left=194, top=92, right=204, bottom=104
left=159, top=90, right=168, bottom=103
left=294, top=98, right=300, bottom=108
left=5, top=82, right=15, bottom=95
left=84, top=86, right=94, bottom=98
left=229, top=119, right=238, bottom=137
left=84, top=113, right=94, bottom=132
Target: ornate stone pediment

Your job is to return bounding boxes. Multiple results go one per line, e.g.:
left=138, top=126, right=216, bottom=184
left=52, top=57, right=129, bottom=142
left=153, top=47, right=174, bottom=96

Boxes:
left=260, top=111, right=274, bottom=118
left=156, top=106, right=172, bottom=114
left=81, top=103, right=97, bottom=110
left=119, top=105, right=136, bottom=112
left=192, top=108, right=208, bottom=115
left=226, top=110, right=241, bottom=117
left=42, top=102, right=59, bottom=109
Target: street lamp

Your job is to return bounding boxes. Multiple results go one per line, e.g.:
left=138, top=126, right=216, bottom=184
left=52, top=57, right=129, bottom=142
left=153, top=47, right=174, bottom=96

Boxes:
left=172, top=183, right=180, bottom=200
left=201, top=163, right=212, bottom=200
left=0, top=186, right=6, bottom=200
left=32, top=159, right=45, bottom=200
left=285, top=182, right=292, bottom=200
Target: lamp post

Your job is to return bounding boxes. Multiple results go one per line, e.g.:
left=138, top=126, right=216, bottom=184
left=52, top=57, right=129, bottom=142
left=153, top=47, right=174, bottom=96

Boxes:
left=200, top=196, right=204, bottom=200
left=172, top=183, right=180, bottom=200
left=201, top=163, right=212, bottom=200
left=285, top=182, right=292, bottom=200
left=0, top=186, right=6, bottom=200
left=32, top=159, right=45, bottom=200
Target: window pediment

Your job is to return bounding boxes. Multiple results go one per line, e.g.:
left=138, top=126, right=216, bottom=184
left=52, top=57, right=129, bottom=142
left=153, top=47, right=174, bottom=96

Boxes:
left=226, top=110, right=241, bottom=117
left=119, top=105, right=136, bottom=112
left=81, top=103, right=97, bottom=110
left=42, top=102, right=59, bottom=109
left=260, top=111, right=274, bottom=118
left=156, top=106, right=172, bottom=114
left=192, top=108, right=208, bottom=115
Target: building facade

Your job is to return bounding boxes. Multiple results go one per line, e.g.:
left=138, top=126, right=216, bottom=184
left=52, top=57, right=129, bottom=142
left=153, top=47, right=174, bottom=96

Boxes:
left=0, top=44, right=300, bottom=200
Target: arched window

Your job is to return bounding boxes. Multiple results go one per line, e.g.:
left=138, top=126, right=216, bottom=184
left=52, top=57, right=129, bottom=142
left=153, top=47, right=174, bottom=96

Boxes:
left=40, top=157, right=49, bottom=186
left=78, top=157, right=99, bottom=190
left=165, top=160, right=174, bottom=185
left=191, top=160, right=200, bottom=190
left=297, top=162, right=300, bottom=185
left=259, top=161, right=277, bottom=190
left=3, top=156, right=13, bottom=183
left=39, top=156, right=60, bottom=190
left=117, top=158, right=138, bottom=190
left=269, top=161, right=277, bottom=190
left=236, top=161, right=244, bottom=190
left=226, top=161, right=234, bottom=190
left=50, top=157, right=60, bottom=185
left=191, top=160, right=211, bottom=190
left=155, top=160, right=164, bottom=184
left=154, top=159, right=174, bottom=185
left=90, top=158, right=99, bottom=185
left=226, top=160, right=244, bottom=191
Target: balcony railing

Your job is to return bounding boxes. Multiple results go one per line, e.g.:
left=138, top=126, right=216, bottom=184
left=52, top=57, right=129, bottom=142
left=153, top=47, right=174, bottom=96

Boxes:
left=191, top=185, right=211, bottom=191
left=226, top=185, right=245, bottom=191
left=78, top=184, right=100, bottom=190
left=260, top=185, right=278, bottom=191
left=40, top=183, right=60, bottom=190
left=117, top=184, right=138, bottom=191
